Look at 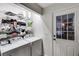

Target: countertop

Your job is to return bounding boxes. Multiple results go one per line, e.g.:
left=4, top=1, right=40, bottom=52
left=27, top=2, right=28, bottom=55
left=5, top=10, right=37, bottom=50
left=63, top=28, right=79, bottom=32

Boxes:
left=0, top=36, right=42, bottom=54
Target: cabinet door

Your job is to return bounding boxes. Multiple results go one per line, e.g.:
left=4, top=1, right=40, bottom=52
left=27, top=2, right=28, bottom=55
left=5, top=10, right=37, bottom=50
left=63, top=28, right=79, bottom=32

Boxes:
left=3, top=50, right=15, bottom=56
left=13, top=44, right=30, bottom=56
left=3, top=44, right=30, bottom=56
left=32, top=39, right=43, bottom=56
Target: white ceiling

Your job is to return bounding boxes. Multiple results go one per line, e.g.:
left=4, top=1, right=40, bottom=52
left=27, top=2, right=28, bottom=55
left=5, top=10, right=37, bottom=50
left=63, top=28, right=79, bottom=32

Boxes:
left=37, top=3, right=53, bottom=8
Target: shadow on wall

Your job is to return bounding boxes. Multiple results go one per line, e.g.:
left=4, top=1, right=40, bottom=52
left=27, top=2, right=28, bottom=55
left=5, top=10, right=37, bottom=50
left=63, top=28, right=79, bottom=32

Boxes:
left=32, top=13, right=53, bottom=56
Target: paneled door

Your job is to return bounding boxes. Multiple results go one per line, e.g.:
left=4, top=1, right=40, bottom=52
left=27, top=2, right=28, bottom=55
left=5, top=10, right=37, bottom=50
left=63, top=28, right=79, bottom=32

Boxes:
left=53, top=9, right=77, bottom=56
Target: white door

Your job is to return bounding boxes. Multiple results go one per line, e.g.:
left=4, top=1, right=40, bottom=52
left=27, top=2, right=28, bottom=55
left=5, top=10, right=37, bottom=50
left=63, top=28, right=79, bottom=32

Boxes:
left=53, top=9, right=77, bottom=56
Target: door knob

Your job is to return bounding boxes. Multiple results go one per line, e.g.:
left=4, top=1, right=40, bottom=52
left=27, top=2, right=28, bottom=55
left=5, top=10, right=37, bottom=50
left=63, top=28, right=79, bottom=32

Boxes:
left=53, top=39, right=56, bottom=40
left=54, top=35, right=55, bottom=37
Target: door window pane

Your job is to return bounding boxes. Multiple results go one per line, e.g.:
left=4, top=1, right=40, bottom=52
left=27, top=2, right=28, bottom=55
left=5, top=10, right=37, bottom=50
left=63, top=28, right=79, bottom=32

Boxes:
left=56, top=16, right=62, bottom=38
left=56, top=16, right=61, bottom=23
left=68, top=23, right=74, bottom=31
left=62, top=23, right=67, bottom=31
left=56, top=23, right=61, bottom=31
left=62, top=31, right=67, bottom=39
left=68, top=32, right=74, bottom=40
left=56, top=16, right=62, bottom=31
left=56, top=31, right=62, bottom=38
left=62, top=15, right=67, bottom=23
left=68, top=13, right=74, bottom=22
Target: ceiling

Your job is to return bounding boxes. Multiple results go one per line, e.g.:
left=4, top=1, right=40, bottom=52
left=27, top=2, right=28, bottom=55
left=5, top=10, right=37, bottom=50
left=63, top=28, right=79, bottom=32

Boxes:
left=37, top=3, right=53, bottom=8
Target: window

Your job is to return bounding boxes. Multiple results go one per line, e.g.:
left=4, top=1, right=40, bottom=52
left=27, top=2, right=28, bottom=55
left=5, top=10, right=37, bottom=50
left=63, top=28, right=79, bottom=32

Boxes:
left=56, top=13, right=75, bottom=40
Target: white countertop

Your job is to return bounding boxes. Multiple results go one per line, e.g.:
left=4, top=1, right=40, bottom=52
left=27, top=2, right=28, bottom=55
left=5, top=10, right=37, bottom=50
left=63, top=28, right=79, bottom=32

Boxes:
left=0, top=36, right=42, bottom=54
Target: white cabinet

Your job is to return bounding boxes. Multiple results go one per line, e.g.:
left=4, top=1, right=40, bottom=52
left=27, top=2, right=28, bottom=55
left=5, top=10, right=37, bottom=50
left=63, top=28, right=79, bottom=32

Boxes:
left=13, top=44, right=30, bottom=56
left=3, top=44, right=30, bottom=56
left=2, top=39, right=43, bottom=56
left=32, top=39, right=43, bottom=56
left=3, top=50, right=15, bottom=56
